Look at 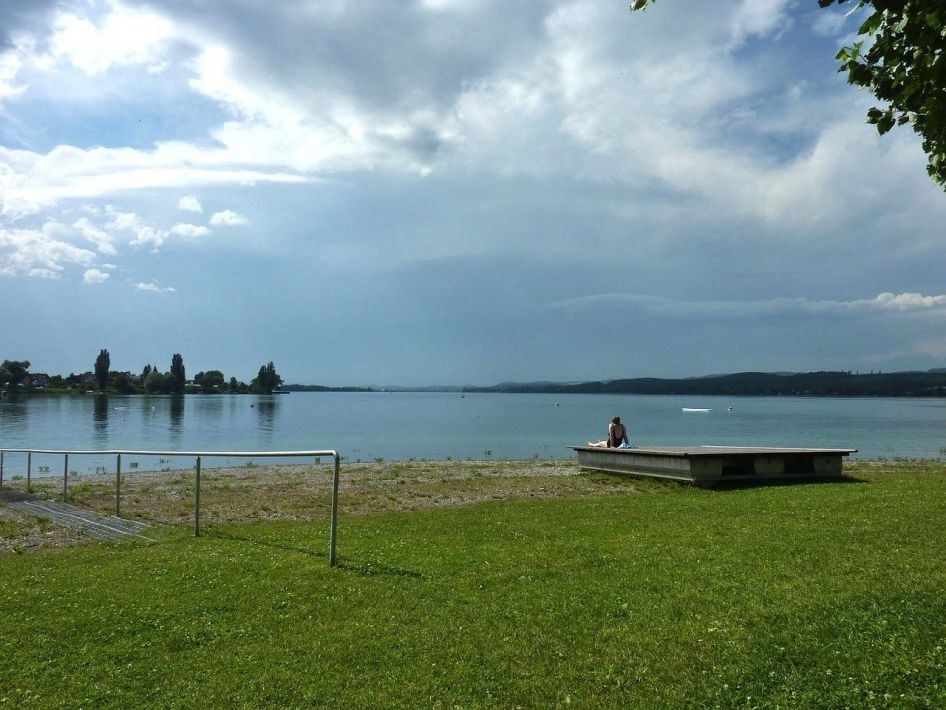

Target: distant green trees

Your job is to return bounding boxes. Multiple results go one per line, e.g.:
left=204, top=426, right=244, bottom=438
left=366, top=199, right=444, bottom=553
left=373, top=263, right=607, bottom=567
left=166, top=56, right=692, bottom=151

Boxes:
left=4, top=350, right=277, bottom=395
left=1, top=360, right=30, bottom=391
left=250, top=362, right=283, bottom=394
left=145, top=370, right=171, bottom=394
left=170, top=354, right=186, bottom=394
left=94, top=349, right=110, bottom=390
left=110, top=372, right=137, bottom=394
left=194, top=370, right=225, bottom=393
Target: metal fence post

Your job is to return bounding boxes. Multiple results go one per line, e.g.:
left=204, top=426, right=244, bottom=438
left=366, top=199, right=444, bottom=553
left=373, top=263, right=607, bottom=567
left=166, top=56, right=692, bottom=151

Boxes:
left=1, top=450, right=4, bottom=487
left=63, top=453, right=69, bottom=502
left=115, top=454, right=122, bottom=516
left=27, top=451, right=31, bottom=491
left=194, top=455, right=201, bottom=537
left=329, top=453, right=340, bottom=566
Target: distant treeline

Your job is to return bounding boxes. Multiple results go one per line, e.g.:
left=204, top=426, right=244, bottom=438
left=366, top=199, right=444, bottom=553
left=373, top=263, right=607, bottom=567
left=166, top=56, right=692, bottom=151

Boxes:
left=463, top=371, right=946, bottom=397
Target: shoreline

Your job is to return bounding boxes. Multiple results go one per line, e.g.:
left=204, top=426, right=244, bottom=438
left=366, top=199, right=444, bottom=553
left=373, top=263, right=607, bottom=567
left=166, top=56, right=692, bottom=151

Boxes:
left=3, top=459, right=944, bottom=554
left=1, top=458, right=633, bottom=552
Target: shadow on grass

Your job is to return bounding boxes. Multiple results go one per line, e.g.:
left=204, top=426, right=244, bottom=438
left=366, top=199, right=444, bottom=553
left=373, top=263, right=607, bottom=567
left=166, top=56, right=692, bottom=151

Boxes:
left=0, top=489, right=37, bottom=503
left=336, top=559, right=424, bottom=579
left=578, top=471, right=868, bottom=491
left=207, top=530, right=423, bottom=578
left=708, top=474, right=867, bottom=491
left=209, top=529, right=326, bottom=558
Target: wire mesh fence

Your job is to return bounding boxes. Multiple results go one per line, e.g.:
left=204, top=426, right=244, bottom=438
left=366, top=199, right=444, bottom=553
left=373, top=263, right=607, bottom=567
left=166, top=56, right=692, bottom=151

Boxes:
left=0, top=448, right=341, bottom=565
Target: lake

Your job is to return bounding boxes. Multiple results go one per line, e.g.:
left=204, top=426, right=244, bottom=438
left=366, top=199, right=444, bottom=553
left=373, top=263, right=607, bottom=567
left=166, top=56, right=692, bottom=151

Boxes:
left=1, top=392, right=944, bottom=476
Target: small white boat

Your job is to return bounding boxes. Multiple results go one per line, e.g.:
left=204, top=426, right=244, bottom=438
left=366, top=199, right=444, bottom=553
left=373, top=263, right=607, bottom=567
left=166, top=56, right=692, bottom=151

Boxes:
left=682, top=407, right=712, bottom=413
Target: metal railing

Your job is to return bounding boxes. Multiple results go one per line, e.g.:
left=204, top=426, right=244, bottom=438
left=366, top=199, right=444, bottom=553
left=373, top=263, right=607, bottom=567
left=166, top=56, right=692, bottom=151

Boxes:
left=0, top=448, right=341, bottom=565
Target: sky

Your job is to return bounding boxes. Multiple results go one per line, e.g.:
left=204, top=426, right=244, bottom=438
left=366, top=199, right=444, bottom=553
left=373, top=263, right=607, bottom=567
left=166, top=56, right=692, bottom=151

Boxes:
left=2, top=0, right=945, bottom=387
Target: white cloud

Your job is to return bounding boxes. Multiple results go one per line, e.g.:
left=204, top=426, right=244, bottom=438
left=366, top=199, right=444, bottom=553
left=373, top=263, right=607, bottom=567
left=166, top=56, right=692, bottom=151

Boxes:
left=209, top=209, right=247, bottom=226
left=810, top=9, right=848, bottom=37
left=550, top=292, right=946, bottom=320
left=0, top=221, right=96, bottom=278
left=104, top=209, right=165, bottom=248
left=28, top=268, right=60, bottom=279
left=0, top=51, right=27, bottom=101
left=178, top=196, right=202, bottom=212
left=0, top=0, right=937, bottom=238
left=872, top=292, right=946, bottom=312
left=47, top=4, right=175, bottom=76
left=104, top=208, right=142, bottom=232
left=169, top=223, right=210, bottom=237
left=730, top=0, right=795, bottom=46
left=135, top=281, right=176, bottom=294
left=82, top=267, right=109, bottom=284
left=73, top=217, right=117, bottom=255
left=0, top=142, right=309, bottom=218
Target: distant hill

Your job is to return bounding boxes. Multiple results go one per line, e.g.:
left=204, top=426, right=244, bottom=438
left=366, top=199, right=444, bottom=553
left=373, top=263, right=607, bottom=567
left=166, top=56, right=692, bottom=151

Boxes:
left=463, top=370, right=946, bottom=397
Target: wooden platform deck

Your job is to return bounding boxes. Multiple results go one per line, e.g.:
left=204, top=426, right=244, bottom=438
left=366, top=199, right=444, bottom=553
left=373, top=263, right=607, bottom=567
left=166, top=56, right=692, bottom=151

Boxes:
left=570, top=445, right=857, bottom=487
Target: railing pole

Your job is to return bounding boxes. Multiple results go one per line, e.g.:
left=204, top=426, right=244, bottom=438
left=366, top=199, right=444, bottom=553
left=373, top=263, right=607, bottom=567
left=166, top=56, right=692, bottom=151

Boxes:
left=115, top=454, right=122, bottom=516
left=329, top=453, right=340, bottom=566
left=1, top=450, right=4, bottom=487
left=27, top=451, right=31, bottom=492
left=63, top=453, right=69, bottom=502
left=194, top=455, right=201, bottom=537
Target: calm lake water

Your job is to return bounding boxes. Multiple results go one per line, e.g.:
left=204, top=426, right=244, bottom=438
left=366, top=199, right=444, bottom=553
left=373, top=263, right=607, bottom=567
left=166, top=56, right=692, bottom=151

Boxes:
left=1, top=392, right=944, bottom=476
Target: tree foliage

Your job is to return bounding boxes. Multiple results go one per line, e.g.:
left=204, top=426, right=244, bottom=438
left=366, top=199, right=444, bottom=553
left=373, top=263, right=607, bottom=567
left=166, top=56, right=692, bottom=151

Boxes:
left=110, top=372, right=137, bottom=394
left=94, top=349, right=110, bottom=390
left=194, top=370, right=225, bottom=393
left=250, top=362, right=283, bottom=394
left=1, top=360, right=30, bottom=390
left=631, top=0, right=946, bottom=190
left=145, top=371, right=173, bottom=394
left=170, top=353, right=186, bottom=394
left=823, top=0, right=946, bottom=187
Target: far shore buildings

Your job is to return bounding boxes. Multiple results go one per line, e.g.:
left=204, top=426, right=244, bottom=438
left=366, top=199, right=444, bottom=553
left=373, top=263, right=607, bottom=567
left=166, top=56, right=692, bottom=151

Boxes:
left=21, top=373, right=50, bottom=388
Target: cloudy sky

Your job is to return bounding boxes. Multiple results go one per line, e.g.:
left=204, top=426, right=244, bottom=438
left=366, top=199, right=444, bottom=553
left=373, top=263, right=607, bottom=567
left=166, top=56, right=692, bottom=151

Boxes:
left=2, top=0, right=945, bottom=386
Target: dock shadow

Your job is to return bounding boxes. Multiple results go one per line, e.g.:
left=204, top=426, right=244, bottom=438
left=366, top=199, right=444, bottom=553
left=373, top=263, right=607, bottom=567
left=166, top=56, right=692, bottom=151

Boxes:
left=707, top=475, right=867, bottom=491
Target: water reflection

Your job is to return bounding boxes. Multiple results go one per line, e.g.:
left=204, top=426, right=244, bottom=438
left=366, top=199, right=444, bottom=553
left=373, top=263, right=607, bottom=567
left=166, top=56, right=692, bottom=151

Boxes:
left=0, top=392, right=26, bottom=437
left=169, top=395, right=185, bottom=446
left=92, top=394, right=109, bottom=444
left=254, top=397, right=279, bottom=439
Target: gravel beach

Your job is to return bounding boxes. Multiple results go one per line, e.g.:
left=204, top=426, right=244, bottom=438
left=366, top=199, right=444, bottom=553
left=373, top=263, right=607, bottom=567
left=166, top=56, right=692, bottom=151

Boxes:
left=1, top=458, right=656, bottom=552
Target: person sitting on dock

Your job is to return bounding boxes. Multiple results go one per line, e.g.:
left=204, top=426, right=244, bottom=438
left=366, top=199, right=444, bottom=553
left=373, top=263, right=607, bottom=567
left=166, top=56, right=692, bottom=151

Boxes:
left=589, top=416, right=630, bottom=448
left=608, top=416, right=629, bottom=448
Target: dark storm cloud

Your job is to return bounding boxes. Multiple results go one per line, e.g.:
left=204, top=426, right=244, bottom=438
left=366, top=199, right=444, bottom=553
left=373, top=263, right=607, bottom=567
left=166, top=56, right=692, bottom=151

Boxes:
left=0, top=0, right=59, bottom=50
left=137, top=0, right=554, bottom=112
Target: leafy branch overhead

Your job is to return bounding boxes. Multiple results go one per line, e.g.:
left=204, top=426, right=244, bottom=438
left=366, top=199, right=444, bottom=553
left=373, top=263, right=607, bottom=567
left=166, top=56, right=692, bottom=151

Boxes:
left=631, top=1, right=946, bottom=190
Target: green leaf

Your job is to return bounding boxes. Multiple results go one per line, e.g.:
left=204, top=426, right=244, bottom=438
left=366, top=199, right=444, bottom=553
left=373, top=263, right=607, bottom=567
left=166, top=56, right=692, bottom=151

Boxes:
left=877, top=111, right=895, bottom=134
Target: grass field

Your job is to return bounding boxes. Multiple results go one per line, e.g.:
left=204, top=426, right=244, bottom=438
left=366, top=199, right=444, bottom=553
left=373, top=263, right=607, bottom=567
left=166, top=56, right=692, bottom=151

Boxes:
left=1, top=461, right=945, bottom=707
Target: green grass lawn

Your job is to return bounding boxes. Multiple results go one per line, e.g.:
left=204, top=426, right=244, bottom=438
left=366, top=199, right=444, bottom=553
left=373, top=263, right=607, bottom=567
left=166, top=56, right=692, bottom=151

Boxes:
left=2, top=465, right=945, bottom=708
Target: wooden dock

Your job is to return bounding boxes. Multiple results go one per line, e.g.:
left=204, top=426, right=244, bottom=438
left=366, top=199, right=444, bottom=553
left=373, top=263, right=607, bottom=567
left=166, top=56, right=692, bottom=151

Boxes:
left=570, top=445, right=856, bottom=487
